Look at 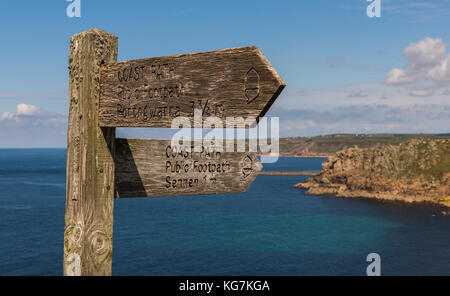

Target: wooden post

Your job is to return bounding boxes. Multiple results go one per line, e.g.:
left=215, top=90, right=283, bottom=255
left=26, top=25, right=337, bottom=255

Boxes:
left=64, top=29, right=118, bottom=276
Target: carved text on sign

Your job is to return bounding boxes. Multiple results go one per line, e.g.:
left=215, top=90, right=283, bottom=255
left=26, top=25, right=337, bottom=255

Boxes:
left=99, top=47, right=285, bottom=127
left=114, top=139, right=263, bottom=198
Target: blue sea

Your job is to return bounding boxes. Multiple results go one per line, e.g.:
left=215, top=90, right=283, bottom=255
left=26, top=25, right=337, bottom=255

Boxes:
left=1, top=149, right=450, bottom=276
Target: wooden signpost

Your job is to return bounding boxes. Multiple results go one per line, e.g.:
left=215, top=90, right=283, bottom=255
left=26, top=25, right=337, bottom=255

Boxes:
left=115, top=139, right=262, bottom=198
left=64, top=28, right=285, bottom=276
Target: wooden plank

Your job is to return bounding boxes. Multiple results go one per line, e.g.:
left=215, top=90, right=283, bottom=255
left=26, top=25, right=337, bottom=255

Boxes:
left=64, top=28, right=118, bottom=276
left=99, top=46, right=285, bottom=127
left=114, top=139, right=262, bottom=198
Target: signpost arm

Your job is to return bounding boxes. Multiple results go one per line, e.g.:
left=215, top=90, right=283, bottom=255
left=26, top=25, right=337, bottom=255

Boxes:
left=64, top=28, right=118, bottom=276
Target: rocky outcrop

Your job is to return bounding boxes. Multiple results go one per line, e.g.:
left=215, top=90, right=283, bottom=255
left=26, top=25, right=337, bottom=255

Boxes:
left=295, top=139, right=450, bottom=207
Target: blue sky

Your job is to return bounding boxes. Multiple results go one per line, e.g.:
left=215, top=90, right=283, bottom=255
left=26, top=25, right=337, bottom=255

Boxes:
left=1, top=0, right=450, bottom=147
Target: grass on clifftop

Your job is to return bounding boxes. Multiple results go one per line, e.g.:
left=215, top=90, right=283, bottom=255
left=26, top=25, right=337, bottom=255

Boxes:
left=280, top=133, right=450, bottom=155
left=399, top=139, right=450, bottom=184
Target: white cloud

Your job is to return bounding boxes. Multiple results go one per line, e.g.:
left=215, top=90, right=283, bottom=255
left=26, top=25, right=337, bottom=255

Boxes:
left=409, top=89, right=434, bottom=97
left=385, top=37, right=450, bottom=98
left=347, top=89, right=368, bottom=98
left=270, top=104, right=450, bottom=137
left=386, top=37, right=447, bottom=84
left=408, top=82, right=437, bottom=97
left=273, top=82, right=449, bottom=113
left=0, top=103, right=63, bottom=126
left=260, top=35, right=450, bottom=136
left=0, top=104, right=67, bottom=147
left=427, top=55, right=450, bottom=81
left=0, top=112, right=14, bottom=121
left=265, top=78, right=450, bottom=137
left=16, top=103, right=41, bottom=116
left=405, top=37, right=446, bottom=66
left=386, top=68, right=416, bottom=84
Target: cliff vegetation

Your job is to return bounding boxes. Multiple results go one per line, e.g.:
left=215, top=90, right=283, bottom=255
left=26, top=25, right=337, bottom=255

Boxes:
left=295, top=139, right=450, bottom=208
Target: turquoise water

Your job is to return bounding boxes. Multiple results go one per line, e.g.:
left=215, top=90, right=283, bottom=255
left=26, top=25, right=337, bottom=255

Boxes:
left=0, top=149, right=450, bottom=275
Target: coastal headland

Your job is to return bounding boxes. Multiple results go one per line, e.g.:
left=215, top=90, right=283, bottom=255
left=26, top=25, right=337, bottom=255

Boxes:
left=272, top=133, right=450, bottom=158
left=294, top=138, right=450, bottom=209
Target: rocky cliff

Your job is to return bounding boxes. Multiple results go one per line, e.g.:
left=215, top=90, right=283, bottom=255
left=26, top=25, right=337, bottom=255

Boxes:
left=295, top=139, right=450, bottom=208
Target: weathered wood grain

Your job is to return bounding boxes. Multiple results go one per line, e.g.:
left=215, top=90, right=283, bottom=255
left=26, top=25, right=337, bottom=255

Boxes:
left=99, top=47, right=285, bottom=127
left=64, top=28, right=118, bottom=276
left=114, top=139, right=262, bottom=198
